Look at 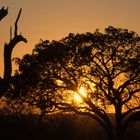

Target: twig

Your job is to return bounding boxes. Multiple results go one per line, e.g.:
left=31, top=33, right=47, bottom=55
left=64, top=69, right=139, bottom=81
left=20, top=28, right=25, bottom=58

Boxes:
left=14, top=8, right=22, bottom=36
left=10, top=26, right=12, bottom=41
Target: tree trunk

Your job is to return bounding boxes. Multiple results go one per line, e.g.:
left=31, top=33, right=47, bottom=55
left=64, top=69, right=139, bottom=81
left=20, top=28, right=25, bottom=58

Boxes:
left=37, top=110, right=46, bottom=127
left=105, top=126, right=115, bottom=140
left=115, top=105, right=124, bottom=140
left=116, top=119, right=124, bottom=140
left=4, top=43, right=12, bottom=82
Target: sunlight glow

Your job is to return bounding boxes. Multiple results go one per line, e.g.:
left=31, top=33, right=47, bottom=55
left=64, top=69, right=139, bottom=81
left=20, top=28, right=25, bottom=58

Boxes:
left=74, top=87, right=87, bottom=103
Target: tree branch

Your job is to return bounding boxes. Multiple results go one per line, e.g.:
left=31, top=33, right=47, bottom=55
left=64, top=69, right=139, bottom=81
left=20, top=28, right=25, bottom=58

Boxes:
left=0, top=7, right=8, bottom=21
left=56, top=102, right=113, bottom=134
left=122, top=105, right=140, bottom=119
left=122, top=111, right=140, bottom=132
left=14, top=8, right=22, bottom=36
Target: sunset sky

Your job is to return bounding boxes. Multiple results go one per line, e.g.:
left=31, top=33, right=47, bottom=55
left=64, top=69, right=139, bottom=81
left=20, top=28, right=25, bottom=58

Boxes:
left=0, top=0, right=140, bottom=76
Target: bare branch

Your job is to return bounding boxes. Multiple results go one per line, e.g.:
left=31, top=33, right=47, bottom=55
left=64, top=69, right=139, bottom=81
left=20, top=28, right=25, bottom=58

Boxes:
left=14, top=8, right=22, bottom=36
left=0, top=7, right=8, bottom=21
left=10, top=26, right=12, bottom=41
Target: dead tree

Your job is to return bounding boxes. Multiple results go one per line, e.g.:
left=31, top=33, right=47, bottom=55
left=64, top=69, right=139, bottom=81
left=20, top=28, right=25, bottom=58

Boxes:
left=0, top=8, right=27, bottom=97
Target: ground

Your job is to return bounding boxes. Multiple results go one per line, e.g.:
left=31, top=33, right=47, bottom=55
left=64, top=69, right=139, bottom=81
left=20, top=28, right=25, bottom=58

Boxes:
left=0, top=113, right=139, bottom=140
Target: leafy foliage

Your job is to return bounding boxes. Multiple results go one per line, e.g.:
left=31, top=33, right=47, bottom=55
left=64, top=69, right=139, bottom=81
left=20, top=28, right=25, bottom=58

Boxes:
left=10, top=26, right=140, bottom=140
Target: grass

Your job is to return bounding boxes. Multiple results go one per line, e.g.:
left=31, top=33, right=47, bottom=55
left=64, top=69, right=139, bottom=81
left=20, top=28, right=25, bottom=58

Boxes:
left=0, top=112, right=139, bottom=140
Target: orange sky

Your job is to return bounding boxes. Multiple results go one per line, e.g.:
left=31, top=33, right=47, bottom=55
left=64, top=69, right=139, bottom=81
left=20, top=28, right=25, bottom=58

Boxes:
left=1, top=0, right=140, bottom=77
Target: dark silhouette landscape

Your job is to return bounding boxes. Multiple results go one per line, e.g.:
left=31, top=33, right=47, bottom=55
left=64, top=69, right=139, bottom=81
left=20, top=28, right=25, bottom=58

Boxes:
left=0, top=113, right=139, bottom=140
left=0, top=6, right=140, bottom=140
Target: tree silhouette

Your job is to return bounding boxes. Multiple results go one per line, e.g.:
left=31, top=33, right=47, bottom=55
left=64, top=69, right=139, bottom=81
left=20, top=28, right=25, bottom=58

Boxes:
left=0, top=7, right=8, bottom=21
left=13, top=26, right=140, bottom=140
left=0, top=7, right=27, bottom=97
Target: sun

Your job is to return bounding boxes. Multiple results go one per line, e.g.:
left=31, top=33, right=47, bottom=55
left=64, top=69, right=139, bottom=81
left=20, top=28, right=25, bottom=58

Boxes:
left=74, top=87, right=87, bottom=103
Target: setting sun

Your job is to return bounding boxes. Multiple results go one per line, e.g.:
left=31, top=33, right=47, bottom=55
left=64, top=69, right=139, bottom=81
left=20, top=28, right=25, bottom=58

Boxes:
left=74, top=87, right=87, bottom=103
left=0, top=1, right=140, bottom=140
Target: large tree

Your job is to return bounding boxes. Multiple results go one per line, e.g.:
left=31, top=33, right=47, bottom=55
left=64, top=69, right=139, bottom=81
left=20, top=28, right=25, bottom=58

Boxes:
left=13, top=26, right=140, bottom=140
